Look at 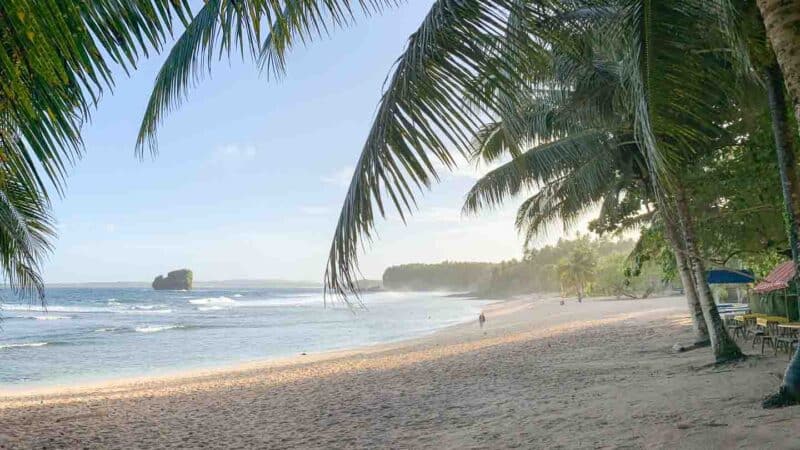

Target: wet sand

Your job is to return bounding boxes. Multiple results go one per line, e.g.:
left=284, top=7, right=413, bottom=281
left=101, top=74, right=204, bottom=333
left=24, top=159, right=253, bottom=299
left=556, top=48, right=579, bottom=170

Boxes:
left=0, top=295, right=798, bottom=449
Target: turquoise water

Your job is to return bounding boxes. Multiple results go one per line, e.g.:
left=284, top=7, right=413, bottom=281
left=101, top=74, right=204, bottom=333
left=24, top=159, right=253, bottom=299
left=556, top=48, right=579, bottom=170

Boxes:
left=0, top=288, right=489, bottom=387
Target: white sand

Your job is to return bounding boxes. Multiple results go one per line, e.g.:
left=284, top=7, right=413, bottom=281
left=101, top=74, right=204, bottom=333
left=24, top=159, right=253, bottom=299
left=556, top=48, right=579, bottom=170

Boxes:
left=0, top=295, right=798, bottom=449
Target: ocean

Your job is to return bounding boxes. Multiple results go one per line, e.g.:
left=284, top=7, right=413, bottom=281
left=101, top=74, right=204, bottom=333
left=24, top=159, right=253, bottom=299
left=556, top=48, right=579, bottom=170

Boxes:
left=0, top=287, right=489, bottom=388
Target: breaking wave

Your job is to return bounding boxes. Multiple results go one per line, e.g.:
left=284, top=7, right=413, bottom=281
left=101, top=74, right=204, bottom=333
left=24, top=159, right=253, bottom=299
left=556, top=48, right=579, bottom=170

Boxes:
left=134, top=324, right=185, bottom=334
left=0, top=342, right=49, bottom=350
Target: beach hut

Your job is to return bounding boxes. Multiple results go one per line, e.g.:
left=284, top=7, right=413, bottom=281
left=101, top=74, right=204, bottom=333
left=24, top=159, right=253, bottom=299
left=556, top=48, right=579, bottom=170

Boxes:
left=706, top=269, right=755, bottom=303
left=706, top=269, right=755, bottom=284
left=752, top=261, right=799, bottom=321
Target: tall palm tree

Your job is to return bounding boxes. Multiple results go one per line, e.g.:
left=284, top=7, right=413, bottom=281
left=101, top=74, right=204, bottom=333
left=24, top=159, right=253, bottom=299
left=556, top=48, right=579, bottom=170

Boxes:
left=463, top=96, right=715, bottom=346
left=743, top=3, right=800, bottom=409
left=731, top=1, right=800, bottom=407
left=459, top=8, right=735, bottom=353
left=763, top=61, right=800, bottom=407
left=756, top=0, right=800, bottom=128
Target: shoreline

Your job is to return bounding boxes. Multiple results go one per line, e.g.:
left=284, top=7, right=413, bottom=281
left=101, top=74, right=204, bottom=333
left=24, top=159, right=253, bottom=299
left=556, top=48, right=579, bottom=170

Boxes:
left=0, top=296, right=509, bottom=400
left=2, top=294, right=798, bottom=448
left=0, top=290, right=496, bottom=396
left=0, top=295, right=681, bottom=406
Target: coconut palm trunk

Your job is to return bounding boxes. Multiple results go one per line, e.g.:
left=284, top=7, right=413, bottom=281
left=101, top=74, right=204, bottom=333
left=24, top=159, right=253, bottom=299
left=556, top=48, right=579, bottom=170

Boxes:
left=673, top=186, right=743, bottom=362
left=765, top=61, right=800, bottom=264
left=757, top=0, right=800, bottom=125
left=761, top=60, right=800, bottom=407
left=663, top=214, right=709, bottom=345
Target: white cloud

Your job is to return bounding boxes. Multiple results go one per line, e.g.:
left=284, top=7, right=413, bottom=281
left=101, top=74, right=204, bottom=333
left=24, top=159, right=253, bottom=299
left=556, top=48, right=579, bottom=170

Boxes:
left=211, top=144, right=257, bottom=162
left=321, top=166, right=353, bottom=187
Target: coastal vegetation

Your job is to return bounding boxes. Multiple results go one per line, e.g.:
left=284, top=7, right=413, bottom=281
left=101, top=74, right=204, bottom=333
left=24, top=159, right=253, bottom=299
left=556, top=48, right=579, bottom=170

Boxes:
left=382, top=236, right=667, bottom=299
left=3, top=0, right=800, bottom=409
left=382, top=262, right=494, bottom=292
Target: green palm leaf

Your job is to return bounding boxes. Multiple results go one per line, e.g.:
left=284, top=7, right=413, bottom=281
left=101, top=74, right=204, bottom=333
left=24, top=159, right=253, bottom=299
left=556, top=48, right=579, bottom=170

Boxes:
left=323, top=0, right=570, bottom=298
left=137, top=0, right=402, bottom=155
left=1, top=0, right=191, bottom=193
left=0, top=0, right=191, bottom=301
left=0, top=160, right=55, bottom=301
left=462, top=129, right=614, bottom=214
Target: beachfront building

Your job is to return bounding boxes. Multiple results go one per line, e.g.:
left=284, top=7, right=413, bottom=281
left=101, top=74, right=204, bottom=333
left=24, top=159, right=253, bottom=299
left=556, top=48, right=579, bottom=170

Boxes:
left=752, top=261, right=800, bottom=321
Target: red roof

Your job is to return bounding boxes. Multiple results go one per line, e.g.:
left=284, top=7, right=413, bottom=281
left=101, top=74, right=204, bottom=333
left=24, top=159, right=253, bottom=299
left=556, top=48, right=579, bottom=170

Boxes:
left=753, top=261, right=796, bottom=294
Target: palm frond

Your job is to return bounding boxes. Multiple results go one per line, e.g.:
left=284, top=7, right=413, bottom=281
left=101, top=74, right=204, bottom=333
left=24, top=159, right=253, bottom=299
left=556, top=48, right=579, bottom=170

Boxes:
left=513, top=140, right=631, bottom=246
left=0, top=161, right=55, bottom=301
left=463, top=129, right=613, bottom=214
left=610, top=0, right=738, bottom=187
left=323, top=0, right=565, bottom=299
left=137, top=0, right=402, bottom=155
left=0, top=0, right=191, bottom=194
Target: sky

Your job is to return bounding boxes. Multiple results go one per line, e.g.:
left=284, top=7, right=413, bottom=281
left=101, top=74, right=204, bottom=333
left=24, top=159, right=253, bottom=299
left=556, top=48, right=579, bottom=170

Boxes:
left=42, top=2, right=588, bottom=283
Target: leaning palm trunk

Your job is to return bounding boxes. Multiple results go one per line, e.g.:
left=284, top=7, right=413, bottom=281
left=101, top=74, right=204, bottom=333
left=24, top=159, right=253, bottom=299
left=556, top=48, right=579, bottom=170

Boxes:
left=757, top=0, right=800, bottom=125
left=673, top=187, right=743, bottom=362
left=765, top=61, right=800, bottom=264
left=761, top=60, right=800, bottom=407
left=663, top=214, right=709, bottom=345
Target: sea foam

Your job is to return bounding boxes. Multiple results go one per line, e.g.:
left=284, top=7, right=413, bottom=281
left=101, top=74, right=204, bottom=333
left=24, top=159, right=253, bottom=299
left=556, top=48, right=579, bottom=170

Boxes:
left=0, top=342, right=48, bottom=350
left=134, top=324, right=184, bottom=333
left=189, top=296, right=236, bottom=305
left=197, top=305, right=226, bottom=311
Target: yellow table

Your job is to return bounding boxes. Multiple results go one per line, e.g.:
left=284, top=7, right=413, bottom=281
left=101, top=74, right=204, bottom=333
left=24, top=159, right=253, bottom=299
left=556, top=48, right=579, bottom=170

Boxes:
left=777, top=323, right=800, bottom=342
left=737, top=313, right=767, bottom=319
left=757, top=316, right=791, bottom=327
left=735, top=313, right=768, bottom=323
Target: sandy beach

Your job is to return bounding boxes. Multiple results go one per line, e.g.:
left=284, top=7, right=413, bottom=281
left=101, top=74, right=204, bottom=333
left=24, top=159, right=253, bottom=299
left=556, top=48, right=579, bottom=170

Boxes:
left=1, top=295, right=798, bottom=449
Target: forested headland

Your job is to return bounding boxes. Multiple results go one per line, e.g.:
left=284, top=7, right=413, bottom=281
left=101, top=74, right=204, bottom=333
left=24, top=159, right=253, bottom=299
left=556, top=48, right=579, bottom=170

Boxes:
left=382, top=236, right=667, bottom=298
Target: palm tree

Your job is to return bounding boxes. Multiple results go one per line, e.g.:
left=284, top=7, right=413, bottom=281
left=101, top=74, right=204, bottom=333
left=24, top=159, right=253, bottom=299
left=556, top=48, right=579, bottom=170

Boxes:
left=742, top=2, right=800, bottom=408
left=459, top=19, right=725, bottom=350
left=556, top=238, right=597, bottom=301
left=763, top=64, right=800, bottom=407
left=756, top=0, right=800, bottom=128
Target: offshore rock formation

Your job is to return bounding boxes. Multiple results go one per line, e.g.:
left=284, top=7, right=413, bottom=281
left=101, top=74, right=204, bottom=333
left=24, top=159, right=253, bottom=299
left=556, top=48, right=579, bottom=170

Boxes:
left=152, top=269, right=193, bottom=290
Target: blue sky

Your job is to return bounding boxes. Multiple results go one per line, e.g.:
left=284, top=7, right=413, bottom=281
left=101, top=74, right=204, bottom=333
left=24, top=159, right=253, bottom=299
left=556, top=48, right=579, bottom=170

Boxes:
left=43, top=2, right=583, bottom=283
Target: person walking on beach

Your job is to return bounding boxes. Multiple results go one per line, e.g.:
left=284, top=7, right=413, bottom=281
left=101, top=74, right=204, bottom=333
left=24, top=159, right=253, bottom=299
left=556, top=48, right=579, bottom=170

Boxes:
left=479, top=312, right=486, bottom=328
